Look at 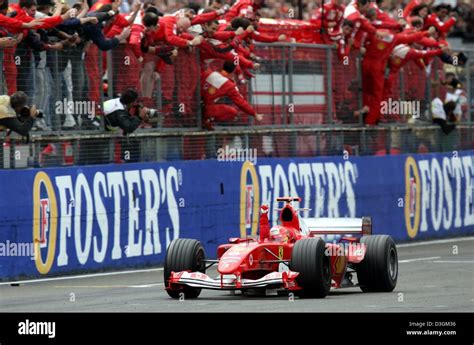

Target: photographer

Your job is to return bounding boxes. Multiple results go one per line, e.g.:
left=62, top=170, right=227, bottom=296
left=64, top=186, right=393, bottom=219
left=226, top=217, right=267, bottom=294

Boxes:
left=431, top=77, right=465, bottom=135
left=0, top=91, right=41, bottom=137
left=103, top=89, right=156, bottom=134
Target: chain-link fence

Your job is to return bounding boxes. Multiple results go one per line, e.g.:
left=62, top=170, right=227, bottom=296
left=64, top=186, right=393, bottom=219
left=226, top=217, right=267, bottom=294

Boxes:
left=0, top=124, right=472, bottom=168
left=250, top=43, right=331, bottom=126
left=107, top=45, right=202, bottom=128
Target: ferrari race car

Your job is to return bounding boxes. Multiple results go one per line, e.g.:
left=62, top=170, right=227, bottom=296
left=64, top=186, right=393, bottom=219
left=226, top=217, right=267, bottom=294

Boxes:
left=164, top=197, right=398, bottom=299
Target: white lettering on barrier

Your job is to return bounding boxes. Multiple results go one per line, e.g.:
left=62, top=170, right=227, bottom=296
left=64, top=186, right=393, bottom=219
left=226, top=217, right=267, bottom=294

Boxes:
left=34, top=168, right=181, bottom=273
left=299, top=164, right=313, bottom=218
left=419, top=160, right=431, bottom=233
left=166, top=167, right=180, bottom=248
left=442, top=157, right=453, bottom=230
left=430, top=159, right=443, bottom=231
left=93, top=172, right=108, bottom=263
left=411, top=156, right=474, bottom=234
left=452, top=158, right=464, bottom=228
left=55, top=175, right=73, bottom=266
left=344, top=162, right=357, bottom=218
left=325, top=163, right=342, bottom=218
left=462, top=156, right=474, bottom=226
left=74, top=173, right=93, bottom=265
left=142, top=169, right=161, bottom=255
left=108, top=172, right=125, bottom=260
left=125, top=170, right=143, bottom=258
left=312, top=163, right=326, bottom=218
left=258, top=162, right=358, bottom=226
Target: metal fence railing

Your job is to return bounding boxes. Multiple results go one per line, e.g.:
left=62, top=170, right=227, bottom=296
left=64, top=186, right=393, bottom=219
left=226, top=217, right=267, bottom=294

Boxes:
left=1, top=124, right=472, bottom=168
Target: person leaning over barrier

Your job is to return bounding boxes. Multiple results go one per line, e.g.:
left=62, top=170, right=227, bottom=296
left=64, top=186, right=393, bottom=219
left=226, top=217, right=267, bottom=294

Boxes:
left=0, top=91, right=41, bottom=138
left=103, top=89, right=157, bottom=135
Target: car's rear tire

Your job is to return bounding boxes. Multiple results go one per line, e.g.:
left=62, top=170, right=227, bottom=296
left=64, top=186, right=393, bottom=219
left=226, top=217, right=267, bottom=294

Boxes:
left=164, top=238, right=206, bottom=299
left=290, top=238, right=331, bottom=298
left=356, top=235, right=398, bottom=292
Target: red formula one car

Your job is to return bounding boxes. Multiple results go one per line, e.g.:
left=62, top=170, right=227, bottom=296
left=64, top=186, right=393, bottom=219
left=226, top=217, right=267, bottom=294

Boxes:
left=164, top=197, right=398, bottom=299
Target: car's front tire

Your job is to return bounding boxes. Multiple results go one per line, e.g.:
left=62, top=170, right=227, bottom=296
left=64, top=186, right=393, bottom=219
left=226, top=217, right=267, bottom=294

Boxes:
left=356, top=235, right=398, bottom=292
left=290, top=238, right=331, bottom=298
left=164, top=238, right=206, bottom=299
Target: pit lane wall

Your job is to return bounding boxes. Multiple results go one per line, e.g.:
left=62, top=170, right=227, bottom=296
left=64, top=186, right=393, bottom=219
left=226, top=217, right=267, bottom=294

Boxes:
left=1, top=150, right=473, bottom=281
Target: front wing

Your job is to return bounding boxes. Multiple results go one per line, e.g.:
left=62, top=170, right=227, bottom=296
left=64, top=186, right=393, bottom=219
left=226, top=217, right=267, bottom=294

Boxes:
left=168, top=271, right=301, bottom=291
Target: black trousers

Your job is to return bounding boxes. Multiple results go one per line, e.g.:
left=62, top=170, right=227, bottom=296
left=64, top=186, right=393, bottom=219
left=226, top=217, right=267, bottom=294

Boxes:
left=0, top=116, right=34, bottom=137
left=105, top=110, right=141, bottom=134
left=433, top=118, right=456, bottom=135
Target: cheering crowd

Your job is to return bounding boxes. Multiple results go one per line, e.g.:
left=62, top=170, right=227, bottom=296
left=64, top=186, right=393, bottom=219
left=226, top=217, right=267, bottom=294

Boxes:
left=0, top=0, right=471, bottom=135
left=311, top=0, right=469, bottom=126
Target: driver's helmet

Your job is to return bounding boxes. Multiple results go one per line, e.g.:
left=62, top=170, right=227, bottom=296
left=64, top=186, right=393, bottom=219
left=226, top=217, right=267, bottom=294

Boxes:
left=269, top=227, right=290, bottom=243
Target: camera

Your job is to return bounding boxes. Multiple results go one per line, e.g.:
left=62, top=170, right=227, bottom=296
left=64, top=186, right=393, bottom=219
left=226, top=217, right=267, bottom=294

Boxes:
left=19, top=106, right=44, bottom=118
left=146, top=108, right=158, bottom=118
left=134, top=103, right=159, bottom=118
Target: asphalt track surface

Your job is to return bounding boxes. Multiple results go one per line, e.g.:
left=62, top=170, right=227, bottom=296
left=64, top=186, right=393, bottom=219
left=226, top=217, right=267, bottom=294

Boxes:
left=1, top=237, right=473, bottom=312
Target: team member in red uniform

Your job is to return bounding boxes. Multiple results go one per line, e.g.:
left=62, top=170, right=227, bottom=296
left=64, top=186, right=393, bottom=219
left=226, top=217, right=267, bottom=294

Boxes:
left=423, top=4, right=456, bottom=39
left=199, top=19, right=257, bottom=71
left=144, top=15, right=202, bottom=50
left=6, top=0, right=75, bottom=95
left=0, top=0, right=43, bottom=95
left=407, top=4, right=429, bottom=19
left=365, top=8, right=402, bottom=32
left=172, top=6, right=232, bottom=125
left=344, top=0, right=402, bottom=51
left=137, top=8, right=167, bottom=102
left=83, top=3, right=131, bottom=109
left=143, top=15, right=202, bottom=119
left=310, top=0, right=345, bottom=44
left=370, top=0, right=399, bottom=26
left=225, top=17, right=285, bottom=80
left=344, top=0, right=375, bottom=32
left=343, top=0, right=379, bottom=50
left=403, top=0, right=434, bottom=18
left=7, top=0, right=70, bottom=33
left=223, top=0, right=263, bottom=23
left=103, top=0, right=141, bottom=95
left=333, top=20, right=358, bottom=60
left=201, top=61, right=263, bottom=130
left=0, top=12, right=42, bottom=31
left=402, top=16, right=449, bottom=67
left=361, top=26, right=435, bottom=125
left=175, top=6, right=229, bottom=26
left=384, top=44, right=444, bottom=100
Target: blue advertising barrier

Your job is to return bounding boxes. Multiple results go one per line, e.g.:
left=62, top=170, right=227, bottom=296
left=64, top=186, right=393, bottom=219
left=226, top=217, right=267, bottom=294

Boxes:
left=0, top=150, right=473, bottom=281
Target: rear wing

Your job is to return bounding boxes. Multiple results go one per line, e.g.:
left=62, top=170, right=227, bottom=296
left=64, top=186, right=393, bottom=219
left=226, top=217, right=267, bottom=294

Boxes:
left=304, top=217, right=372, bottom=236
left=276, top=197, right=301, bottom=203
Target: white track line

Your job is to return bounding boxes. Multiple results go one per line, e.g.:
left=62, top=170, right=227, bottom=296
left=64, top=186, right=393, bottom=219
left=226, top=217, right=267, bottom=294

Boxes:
left=431, top=260, right=474, bottom=264
left=129, top=283, right=164, bottom=288
left=399, top=256, right=441, bottom=263
left=0, top=267, right=163, bottom=286
left=1, top=236, right=473, bottom=286
left=397, top=236, right=474, bottom=248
